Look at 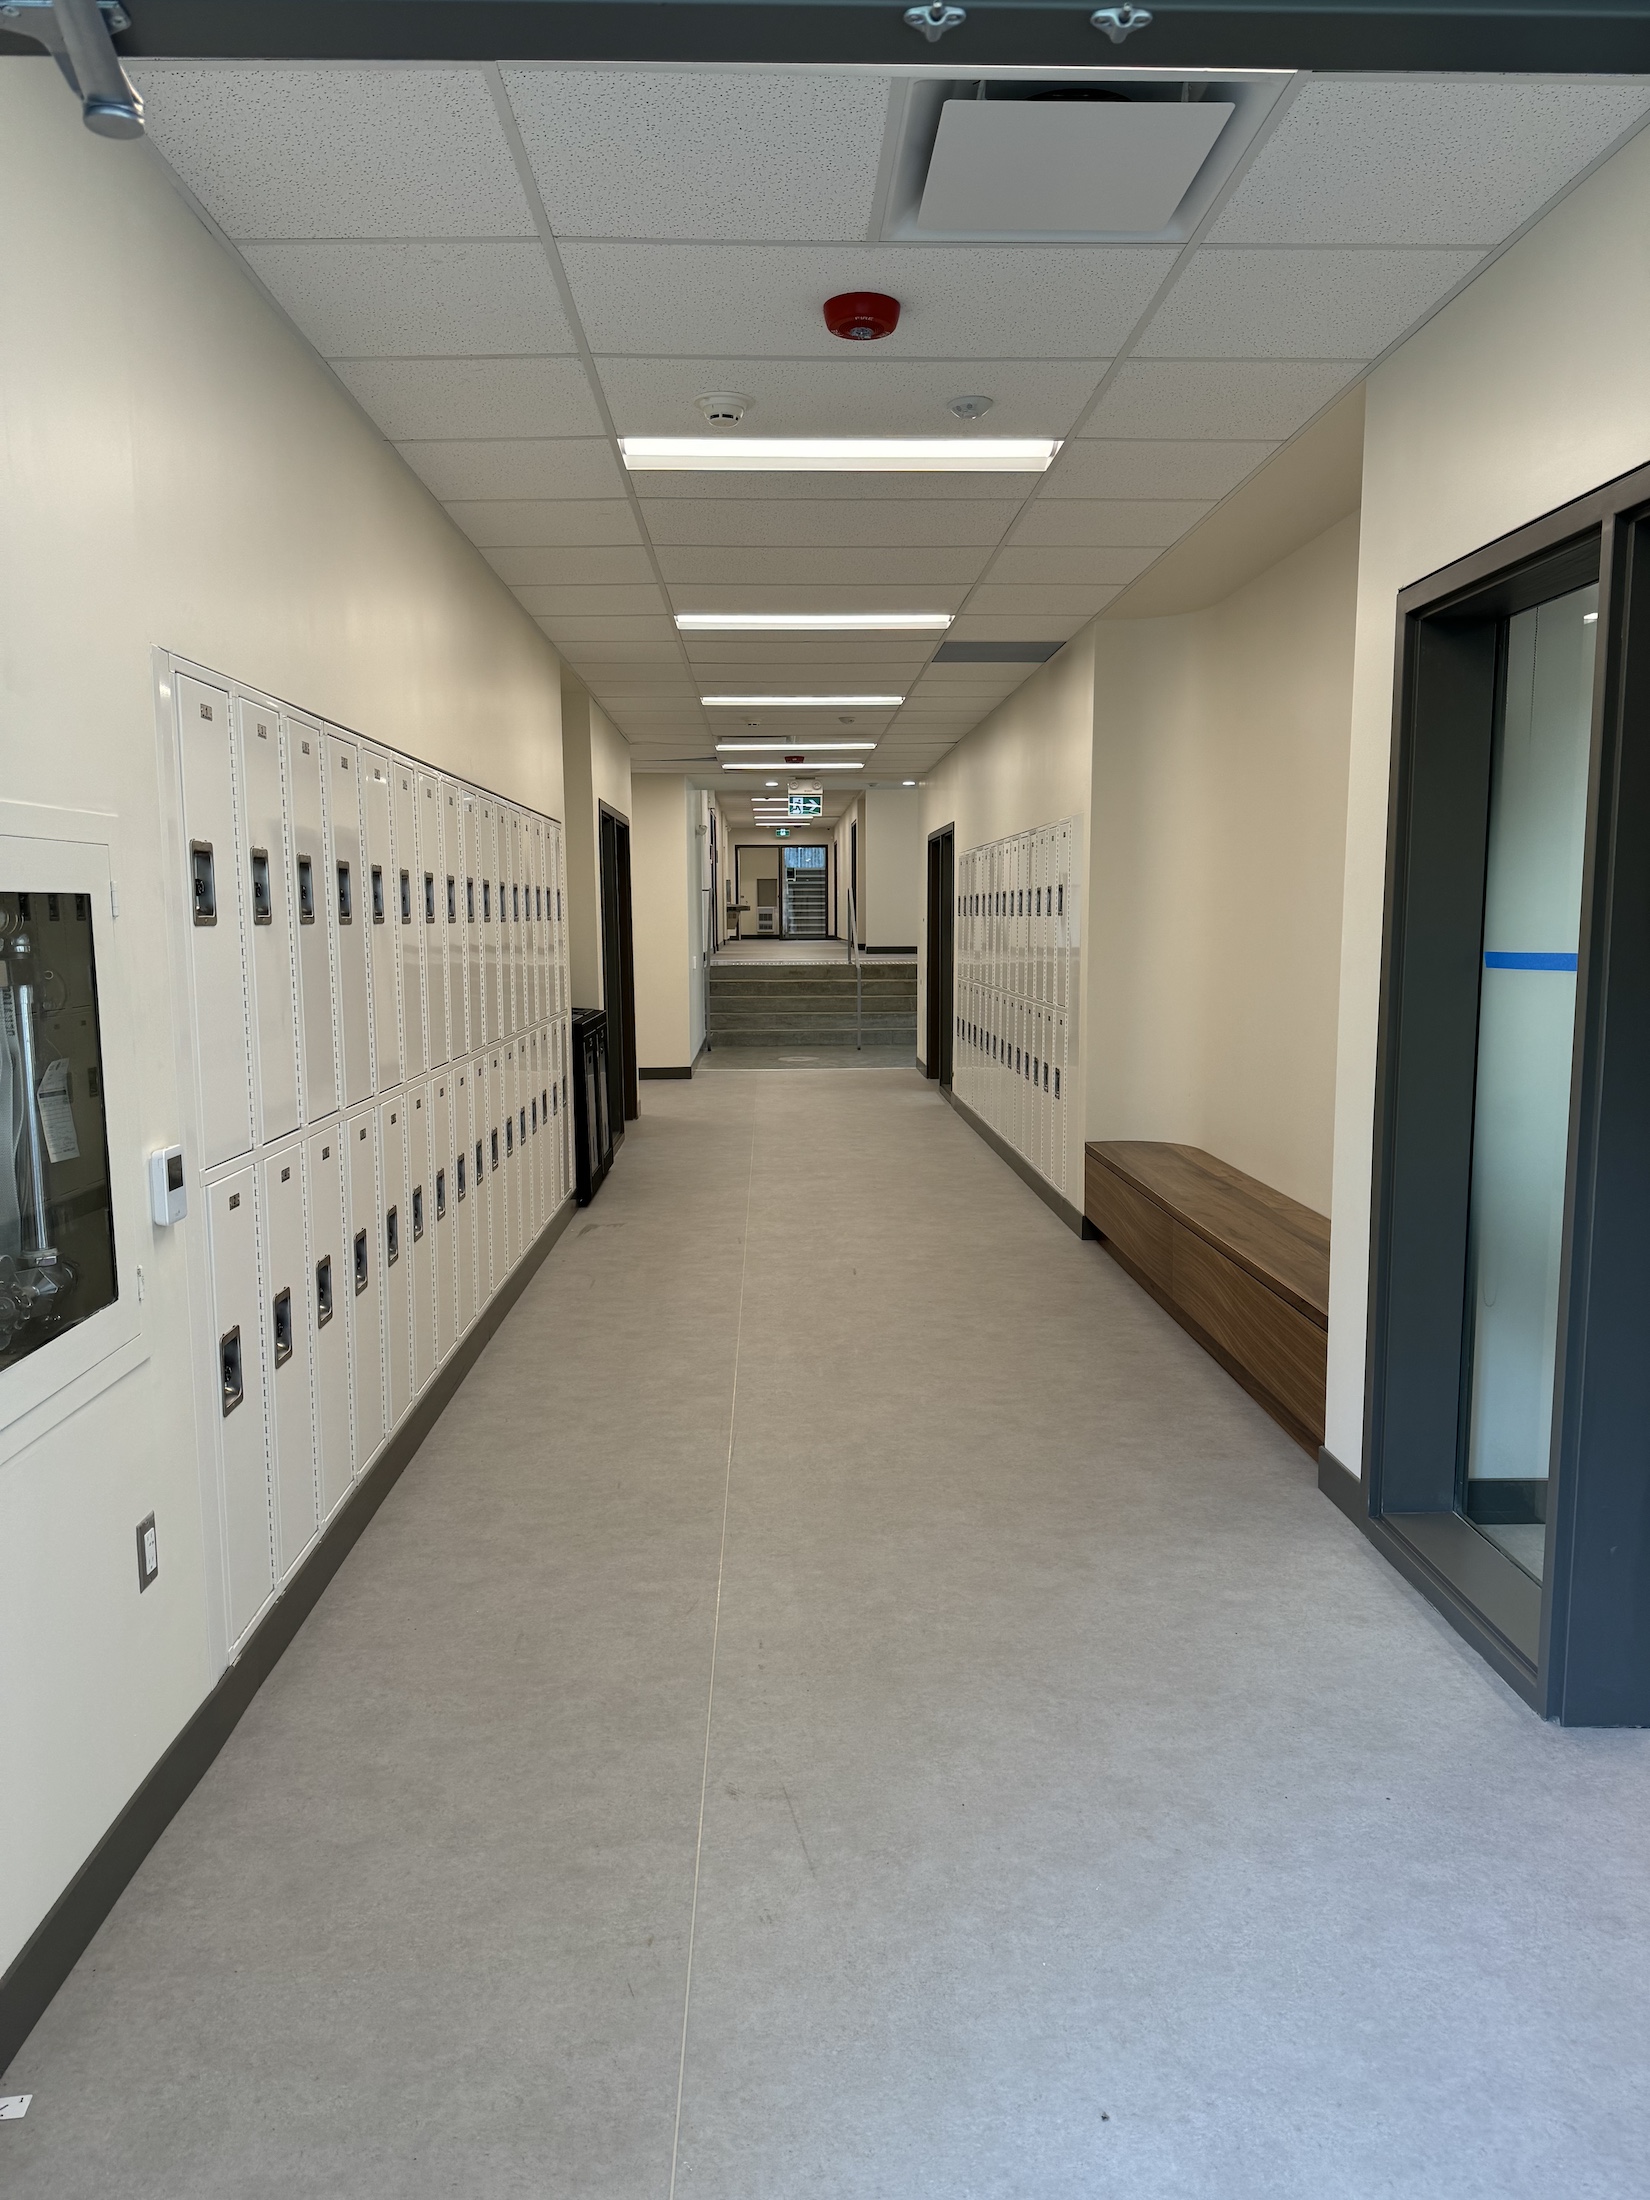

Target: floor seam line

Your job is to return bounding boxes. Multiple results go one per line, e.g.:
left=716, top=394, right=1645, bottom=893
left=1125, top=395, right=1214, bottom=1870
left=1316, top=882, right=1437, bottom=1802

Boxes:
left=666, top=1077, right=758, bottom=2200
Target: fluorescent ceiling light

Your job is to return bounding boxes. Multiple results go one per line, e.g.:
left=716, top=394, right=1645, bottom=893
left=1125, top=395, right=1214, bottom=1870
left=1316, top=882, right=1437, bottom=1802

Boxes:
left=702, top=693, right=903, bottom=708
left=716, top=739, right=875, bottom=751
left=623, top=437, right=1058, bottom=474
left=677, top=611, right=952, bottom=632
left=725, top=760, right=863, bottom=771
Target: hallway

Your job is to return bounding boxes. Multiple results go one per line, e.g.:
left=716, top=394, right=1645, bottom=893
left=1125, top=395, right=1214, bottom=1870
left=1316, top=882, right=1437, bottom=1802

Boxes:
left=7, top=1069, right=1650, bottom=2197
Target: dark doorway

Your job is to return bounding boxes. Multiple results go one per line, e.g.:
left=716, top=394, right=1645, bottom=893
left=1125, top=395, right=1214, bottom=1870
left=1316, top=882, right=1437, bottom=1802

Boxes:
left=598, top=803, right=638, bottom=1129
left=849, top=818, right=859, bottom=945
left=925, top=824, right=955, bottom=1087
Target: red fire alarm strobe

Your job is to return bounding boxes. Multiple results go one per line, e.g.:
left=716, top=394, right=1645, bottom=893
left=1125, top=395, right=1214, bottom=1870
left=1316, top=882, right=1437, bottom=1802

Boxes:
left=785, top=753, right=805, bottom=763
left=824, top=291, right=900, bottom=342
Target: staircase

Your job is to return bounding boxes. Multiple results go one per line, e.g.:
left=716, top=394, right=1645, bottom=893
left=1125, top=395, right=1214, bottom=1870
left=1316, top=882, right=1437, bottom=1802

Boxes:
left=708, top=959, right=918, bottom=1051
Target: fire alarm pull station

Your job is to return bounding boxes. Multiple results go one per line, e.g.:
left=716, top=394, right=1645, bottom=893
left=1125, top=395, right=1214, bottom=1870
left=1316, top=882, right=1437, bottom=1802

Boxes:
left=149, top=1146, right=187, bottom=1226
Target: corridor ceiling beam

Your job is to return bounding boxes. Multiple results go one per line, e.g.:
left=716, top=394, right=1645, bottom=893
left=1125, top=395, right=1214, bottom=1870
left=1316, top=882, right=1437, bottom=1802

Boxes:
left=8, top=3, right=1650, bottom=75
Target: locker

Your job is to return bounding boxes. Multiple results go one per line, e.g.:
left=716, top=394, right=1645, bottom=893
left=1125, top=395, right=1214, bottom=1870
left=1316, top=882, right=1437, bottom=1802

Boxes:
left=236, top=698, right=302, bottom=1143
left=326, top=734, right=373, bottom=1109
left=432, top=1070, right=455, bottom=1364
left=408, top=1081, right=437, bottom=1395
left=526, top=1028, right=543, bottom=1239
left=501, top=809, right=518, bottom=1039
left=260, top=1143, right=320, bottom=1576
left=394, top=761, right=426, bottom=1080
left=287, top=715, right=339, bottom=1122
left=511, top=811, right=528, bottom=1035
left=529, top=819, right=546, bottom=1028
left=454, top=1059, right=478, bottom=1334
left=176, top=671, right=255, bottom=1167
left=344, top=1108, right=385, bottom=1467
left=205, top=1167, right=274, bottom=1643
left=507, top=1038, right=524, bottom=1269
left=479, top=800, right=501, bottom=1048
left=463, top=793, right=485, bottom=1050
left=480, top=1049, right=500, bottom=1300
left=379, top=1093, right=411, bottom=1432
left=419, top=772, right=449, bottom=1069
left=361, top=750, right=402, bottom=1093
left=304, top=1123, right=353, bottom=1519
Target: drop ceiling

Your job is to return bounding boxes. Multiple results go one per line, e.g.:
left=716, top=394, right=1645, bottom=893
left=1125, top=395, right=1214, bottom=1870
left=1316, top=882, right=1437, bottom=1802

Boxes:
left=128, top=61, right=1650, bottom=791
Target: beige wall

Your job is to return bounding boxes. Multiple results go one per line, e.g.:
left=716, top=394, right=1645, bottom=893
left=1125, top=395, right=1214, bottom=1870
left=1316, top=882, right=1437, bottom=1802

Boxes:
left=1087, top=514, right=1359, bottom=1213
left=863, top=788, right=922, bottom=949
left=561, top=683, right=632, bottom=1010
left=0, top=67, right=567, bottom=1978
left=1325, top=123, right=1650, bottom=1476
left=630, top=774, right=706, bottom=1070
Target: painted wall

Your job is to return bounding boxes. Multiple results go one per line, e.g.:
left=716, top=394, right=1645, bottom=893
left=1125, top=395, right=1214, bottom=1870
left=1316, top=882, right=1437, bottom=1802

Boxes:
left=561, top=683, right=632, bottom=1011
left=1086, top=515, right=1359, bottom=1214
left=1325, top=123, right=1650, bottom=1477
left=835, top=796, right=865, bottom=945
left=863, top=789, right=922, bottom=950
left=629, top=775, right=707, bottom=1071
left=0, top=67, right=567, bottom=1981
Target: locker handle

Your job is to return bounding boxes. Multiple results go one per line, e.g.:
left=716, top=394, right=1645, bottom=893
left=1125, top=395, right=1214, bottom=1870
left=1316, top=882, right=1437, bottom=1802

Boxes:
left=1054, top=1067, right=1061, bottom=1099
left=466, top=878, right=475, bottom=921
left=490, top=1129, right=499, bottom=1171
left=531, top=1098, right=537, bottom=1132
left=447, top=876, right=456, bottom=922
left=544, top=1085, right=551, bottom=1119
left=316, top=1254, right=333, bottom=1327
left=412, top=1184, right=424, bottom=1240
left=297, top=853, right=315, bottom=924
left=519, top=1107, right=526, bottom=1145
left=505, top=1119, right=513, bottom=1157
left=371, top=865, right=385, bottom=924
left=354, top=1228, right=369, bottom=1294
left=273, top=1287, right=293, bottom=1368
left=456, top=1154, right=467, bottom=1202
left=337, top=861, right=353, bottom=924
left=386, top=1205, right=399, bottom=1265
left=513, top=884, right=520, bottom=922
left=190, top=841, right=217, bottom=926
left=250, top=848, right=272, bottom=926
left=399, top=868, right=412, bottom=924
left=219, top=1326, right=243, bottom=1416
left=435, top=1167, right=446, bottom=1220
left=424, top=872, right=436, bottom=924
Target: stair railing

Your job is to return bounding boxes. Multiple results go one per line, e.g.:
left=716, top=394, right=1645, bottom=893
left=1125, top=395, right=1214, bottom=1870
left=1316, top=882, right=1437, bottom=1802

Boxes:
left=847, top=887, right=862, bottom=1051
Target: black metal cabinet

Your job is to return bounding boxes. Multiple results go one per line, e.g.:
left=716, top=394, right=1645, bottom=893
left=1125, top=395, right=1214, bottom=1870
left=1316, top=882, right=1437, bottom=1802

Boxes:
left=571, top=1007, right=613, bottom=1205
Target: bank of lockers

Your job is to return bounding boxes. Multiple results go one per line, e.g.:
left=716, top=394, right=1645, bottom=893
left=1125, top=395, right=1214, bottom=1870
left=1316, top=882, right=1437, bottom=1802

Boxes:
left=951, top=818, right=1080, bottom=1201
left=174, top=660, right=573, bottom=1654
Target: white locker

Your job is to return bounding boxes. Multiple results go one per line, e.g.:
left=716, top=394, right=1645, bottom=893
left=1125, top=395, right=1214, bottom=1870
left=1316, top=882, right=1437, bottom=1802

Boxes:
left=344, top=1108, right=385, bottom=1467
left=512, top=810, right=528, bottom=1035
left=481, top=1049, right=500, bottom=1301
left=206, top=1167, right=274, bottom=1643
left=432, top=1070, right=455, bottom=1364
left=454, top=1059, right=478, bottom=1335
left=287, top=716, right=339, bottom=1123
left=503, top=1039, right=521, bottom=1272
left=394, top=760, right=425, bottom=1081
left=361, top=750, right=402, bottom=1094
left=479, top=800, right=500, bottom=1048
left=499, top=809, right=516, bottom=1039
left=326, top=734, right=372, bottom=1109
left=304, top=1123, right=353, bottom=1519
left=419, top=772, right=449, bottom=1069
left=463, top=793, right=484, bottom=1051
left=236, top=698, right=302, bottom=1143
left=379, top=1093, right=411, bottom=1433
left=409, top=1080, right=437, bottom=1395
left=260, top=1143, right=320, bottom=1576
left=445, top=781, right=469, bottom=1059
left=176, top=672, right=255, bottom=1168
left=526, top=1028, right=543, bottom=1239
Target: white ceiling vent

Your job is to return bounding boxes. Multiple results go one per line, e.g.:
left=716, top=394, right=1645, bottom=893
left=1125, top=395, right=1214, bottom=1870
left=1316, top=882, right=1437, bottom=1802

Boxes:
left=882, top=76, right=1289, bottom=244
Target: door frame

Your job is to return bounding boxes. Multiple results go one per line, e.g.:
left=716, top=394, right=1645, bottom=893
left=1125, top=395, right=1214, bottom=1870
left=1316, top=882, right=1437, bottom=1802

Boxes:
left=925, top=823, right=955, bottom=1087
left=598, top=801, right=638, bottom=1127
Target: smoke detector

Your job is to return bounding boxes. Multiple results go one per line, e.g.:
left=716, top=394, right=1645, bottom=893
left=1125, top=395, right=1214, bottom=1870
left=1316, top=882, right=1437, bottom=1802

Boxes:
left=824, top=292, right=901, bottom=342
left=697, top=393, right=751, bottom=424
left=949, top=396, right=994, bottom=421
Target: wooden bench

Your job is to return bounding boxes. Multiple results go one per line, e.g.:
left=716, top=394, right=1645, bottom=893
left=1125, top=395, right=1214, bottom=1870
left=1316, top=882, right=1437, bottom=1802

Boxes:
left=1083, top=1141, right=1330, bottom=1453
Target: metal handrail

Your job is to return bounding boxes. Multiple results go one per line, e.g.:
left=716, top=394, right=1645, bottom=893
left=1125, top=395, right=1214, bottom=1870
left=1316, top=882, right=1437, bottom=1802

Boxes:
left=846, top=887, right=862, bottom=1051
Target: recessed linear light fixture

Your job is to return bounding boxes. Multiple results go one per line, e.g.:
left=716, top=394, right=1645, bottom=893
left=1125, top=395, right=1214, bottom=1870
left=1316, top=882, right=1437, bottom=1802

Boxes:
left=702, top=694, right=903, bottom=709
left=677, top=612, right=952, bottom=633
left=623, top=437, right=1058, bottom=474
left=724, top=760, right=864, bottom=771
left=715, top=739, right=875, bottom=752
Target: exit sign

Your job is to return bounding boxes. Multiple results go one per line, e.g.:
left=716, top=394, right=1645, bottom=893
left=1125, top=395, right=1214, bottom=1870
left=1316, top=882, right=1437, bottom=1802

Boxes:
left=788, top=793, right=822, bottom=818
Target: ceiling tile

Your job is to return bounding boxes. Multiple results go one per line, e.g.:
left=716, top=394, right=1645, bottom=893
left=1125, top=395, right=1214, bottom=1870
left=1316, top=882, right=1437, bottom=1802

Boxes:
left=1210, top=79, right=1650, bottom=247
left=668, top=585, right=965, bottom=615
left=445, top=494, right=637, bottom=546
left=943, top=613, right=1087, bottom=643
left=680, top=641, right=932, bottom=670
left=402, top=442, right=627, bottom=502
left=1137, top=247, right=1482, bottom=361
left=640, top=499, right=1020, bottom=547
left=634, top=470, right=1045, bottom=502
left=539, top=615, right=680, bottom=641
left=131, top=64, right=532, bottom=239
left=1006, top=499, right=1207, bottom=548
left=336, top=357, right=605, bottom=441
left=594, top=356, right=1103, bottom=437
left=483, top=545, right=657, bottom=586
left=986, top=547, right=1158, bottom=586
left=653, top=546, right=988, bottom=586
left=242, top=241, right=574, bottom=358
left=560, top=243, right=1175, bottom=358
left=1083, top=360, right=1359, bottom=441
left=500, top=68, right=892, bottom=242
left=515, top=583, right=667, bottom=617
left=1048, top=438, right=1277, bottom=500
left=963, top=584, right=1113, bottom=617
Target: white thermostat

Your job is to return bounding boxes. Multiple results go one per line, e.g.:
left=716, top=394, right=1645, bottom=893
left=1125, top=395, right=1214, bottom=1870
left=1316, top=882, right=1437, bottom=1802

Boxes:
left=149, top=1145, right=187, bottom=1226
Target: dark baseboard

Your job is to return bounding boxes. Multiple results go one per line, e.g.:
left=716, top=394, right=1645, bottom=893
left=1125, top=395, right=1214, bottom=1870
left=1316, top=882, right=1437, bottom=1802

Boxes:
left=639, top=1065, right=692, bottom=1079
left=0, top=1191, right=578, bottom=2079
left=1316, top=1447, right=1542, bottom=1711
left=941, top=1084, right=1092, bottom=1240
left=863, top=945, right=917, bottom=956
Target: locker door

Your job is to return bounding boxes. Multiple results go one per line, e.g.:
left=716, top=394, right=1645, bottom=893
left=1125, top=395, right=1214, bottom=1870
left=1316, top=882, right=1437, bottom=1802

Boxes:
left=176, top=672, right=254, bottom=1167
left=432, top=1071, right=455, bottom=1364
left=326, top=735, right=372, bottom=1108
left=497, top=1041, right=515, bottom=1273
left=395, top=761, right=426, bottom=1081
left=361, top=750, right=401, bottom=1093
left=260, top=1144, right=320, bottom=1576
left=206, top=1167, right=274, bottom=1643
left=454, top=1060, right=478, bottom=1335
left=408, top=1081, right=437, bottom=1395
left=462, top=794, right=484, bottom=1049
left=501, top=810, right=517, bottom=1038
left=478, top=801, right=499, bottom=1047
left=420, top=772, right=449, bottom=1069
left=236, top=698, right=302, bottom=1142
left=379, top=1094, right=411, bottom=1431
left=481, top=1050, right=500, bottom=1300
left=444, top=781, right=468, bottom=1059
left=526, top=1029, right=543, bottom=1239
left=288, top=717, right=339, bottom=1123
left=304, top=1124, right=352, bottom=1519
left=344, top=1108, right=385, bottom=1467
left=526, top=820, right=542, bottom=1028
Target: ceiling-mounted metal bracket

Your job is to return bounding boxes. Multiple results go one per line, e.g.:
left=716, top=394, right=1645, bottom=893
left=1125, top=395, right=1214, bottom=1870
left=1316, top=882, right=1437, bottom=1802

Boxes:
left=1091, top=3, right=1153, bottom=40
left=904, top=3, right=966, bottom=42
left=0, top=0, right=144, bottom=137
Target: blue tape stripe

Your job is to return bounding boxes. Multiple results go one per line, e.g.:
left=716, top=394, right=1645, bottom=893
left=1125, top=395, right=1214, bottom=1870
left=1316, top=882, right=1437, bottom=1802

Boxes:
left=1484, top=950, right=1578, bottom=971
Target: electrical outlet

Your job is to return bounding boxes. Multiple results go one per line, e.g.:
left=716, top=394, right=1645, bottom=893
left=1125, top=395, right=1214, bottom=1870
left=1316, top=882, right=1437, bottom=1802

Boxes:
left=136, top=1513, right=158, bottom=1592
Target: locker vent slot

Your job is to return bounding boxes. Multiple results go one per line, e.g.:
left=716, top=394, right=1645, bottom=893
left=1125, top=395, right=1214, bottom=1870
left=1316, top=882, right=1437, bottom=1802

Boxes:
left=399, top=869, right=412, bottom=925
left=354, top=1229, right=368, bottom=1294
left=386, top=1206, right=399, bottom=1265
left=316, top=1254, right=333, bottom=1326
left=297, top=854, right=315, bottom=924
left=220, top=1326, right=243, bottom=1416
left=371, top=866, right=385, bottom=924
left=412, top=1185, right=424, bottom=1240
left=250, top=849, right=272, bottom=925
left=436, top=1168, right=446, bottom=1219
left=337, top=862, right=353, bottom=924
left=190, top=842, right=217, bottom=926
left=273, top=1287, right=293, bottom=1367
